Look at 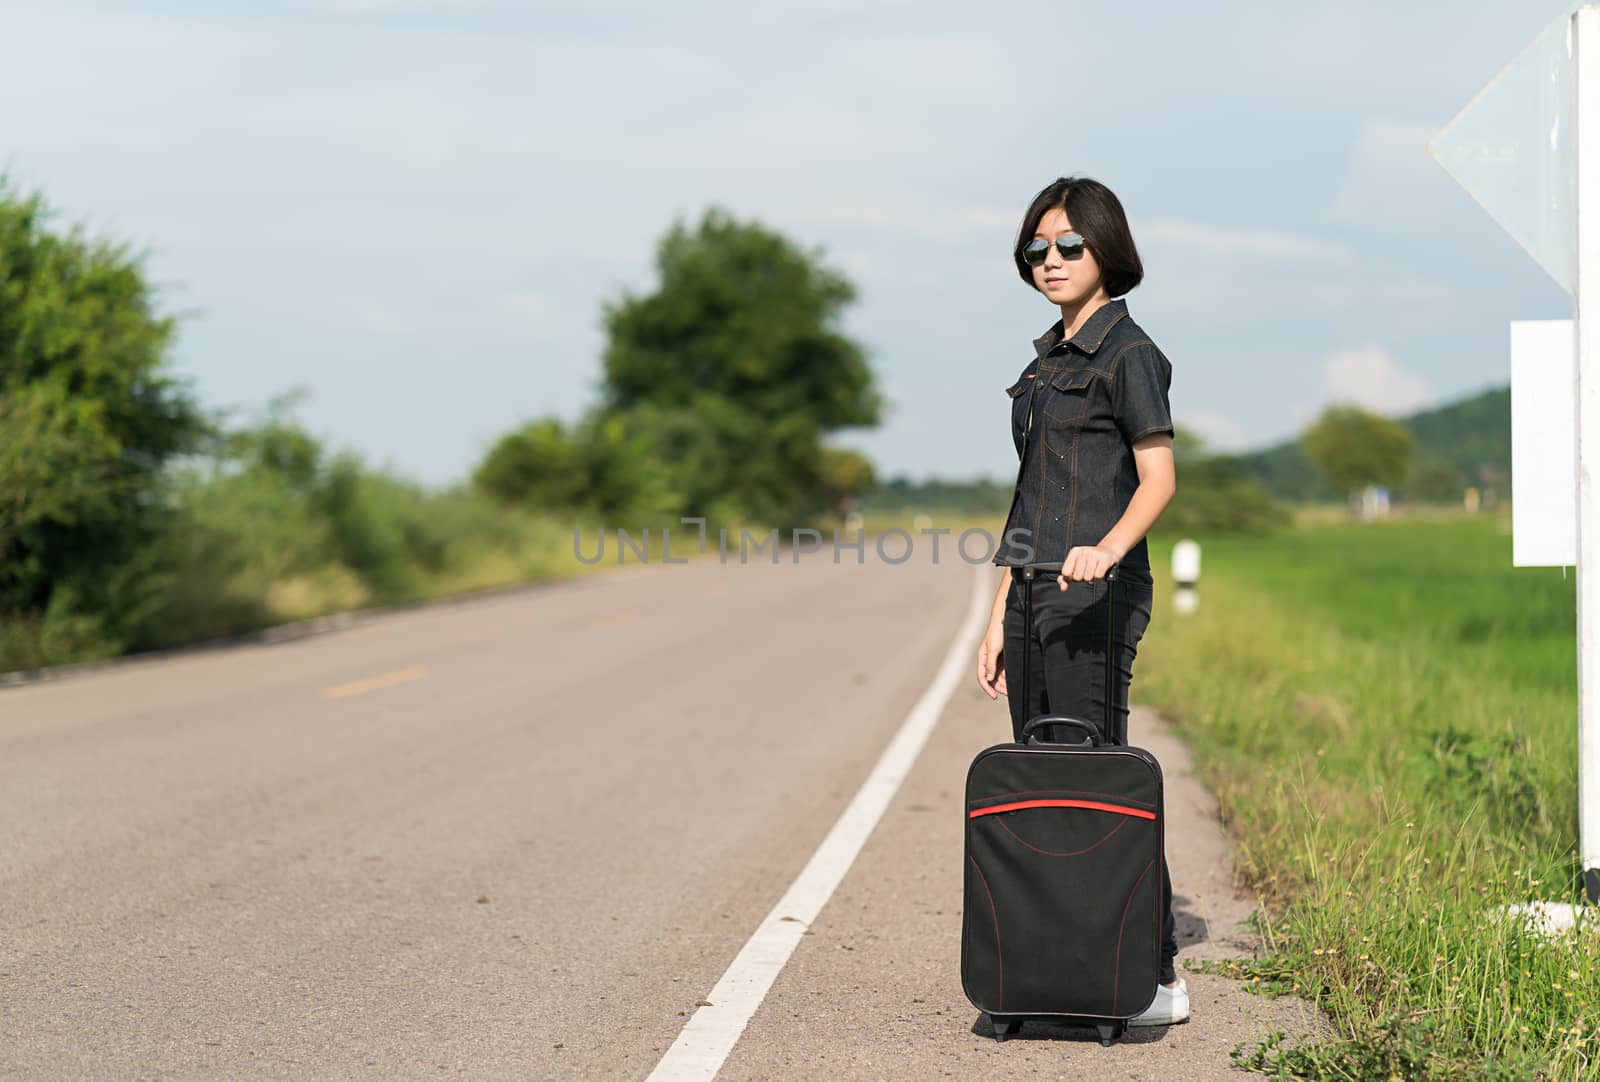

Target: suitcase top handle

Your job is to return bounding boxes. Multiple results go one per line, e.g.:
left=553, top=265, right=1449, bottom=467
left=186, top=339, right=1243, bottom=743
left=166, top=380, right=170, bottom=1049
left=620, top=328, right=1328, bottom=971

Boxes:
left=1021, top=716, right=1101, bottom=746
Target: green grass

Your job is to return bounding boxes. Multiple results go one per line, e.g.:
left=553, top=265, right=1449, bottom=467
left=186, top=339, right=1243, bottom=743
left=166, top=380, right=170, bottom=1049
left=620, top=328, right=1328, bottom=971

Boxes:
left=1138, top=514, right=1599, bottom=1079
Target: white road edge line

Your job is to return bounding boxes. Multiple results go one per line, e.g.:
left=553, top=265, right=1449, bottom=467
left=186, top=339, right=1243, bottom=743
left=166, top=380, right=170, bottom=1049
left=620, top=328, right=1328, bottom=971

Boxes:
left=646, top=563, right=994, bottom=1082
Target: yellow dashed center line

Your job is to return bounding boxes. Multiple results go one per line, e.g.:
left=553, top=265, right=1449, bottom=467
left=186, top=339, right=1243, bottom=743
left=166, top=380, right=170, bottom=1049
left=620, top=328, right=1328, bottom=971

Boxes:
left=589, top=610, right=638, bottom=629
left=322, top=666, right=429, bottom=700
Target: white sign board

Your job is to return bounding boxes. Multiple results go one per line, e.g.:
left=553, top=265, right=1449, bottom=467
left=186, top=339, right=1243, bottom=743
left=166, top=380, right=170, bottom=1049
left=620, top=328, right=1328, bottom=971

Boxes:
left=1428, top=5, right=1578, bottom=293
left=1512, top=318, right=1576, bottom=566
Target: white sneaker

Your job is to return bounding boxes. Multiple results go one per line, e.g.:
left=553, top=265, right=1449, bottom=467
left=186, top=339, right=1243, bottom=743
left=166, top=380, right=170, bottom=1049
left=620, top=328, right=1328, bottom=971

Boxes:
left=1127, top=977, right=1190, bottom=1027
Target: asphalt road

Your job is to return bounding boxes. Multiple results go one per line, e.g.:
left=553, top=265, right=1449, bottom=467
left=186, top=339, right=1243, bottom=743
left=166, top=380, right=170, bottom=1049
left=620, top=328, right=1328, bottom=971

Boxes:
left=1, top=548, right=1323, bottom=1079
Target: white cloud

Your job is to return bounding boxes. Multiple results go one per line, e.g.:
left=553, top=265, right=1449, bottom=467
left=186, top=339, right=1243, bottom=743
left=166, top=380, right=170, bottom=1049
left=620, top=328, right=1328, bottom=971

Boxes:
left=1134, top=216, right=1457, bottom=332
left=788, top=203, right=1010, bottom=238
left=291, top=0, right=493, bottom=12
left=1138, top=219, right=1350, bottom=262
left=1333, top=119, right=1453, bottom=225
left=1321, top=344, right=1433, bottom=416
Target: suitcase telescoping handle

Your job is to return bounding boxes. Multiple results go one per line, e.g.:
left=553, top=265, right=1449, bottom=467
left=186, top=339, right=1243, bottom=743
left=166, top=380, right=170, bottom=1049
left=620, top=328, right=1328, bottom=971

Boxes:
left=1017, top=561, right=1120, bottom=747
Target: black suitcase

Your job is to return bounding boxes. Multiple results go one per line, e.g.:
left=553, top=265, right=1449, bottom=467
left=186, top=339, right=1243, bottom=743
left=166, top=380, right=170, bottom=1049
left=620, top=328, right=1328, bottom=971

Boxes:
left=960, top=561, right=1166, bottom=1047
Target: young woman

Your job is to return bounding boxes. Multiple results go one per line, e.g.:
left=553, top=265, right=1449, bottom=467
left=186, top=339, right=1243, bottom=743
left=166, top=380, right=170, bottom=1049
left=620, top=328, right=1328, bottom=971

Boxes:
left=974, top=176, right=1186, bottom=1027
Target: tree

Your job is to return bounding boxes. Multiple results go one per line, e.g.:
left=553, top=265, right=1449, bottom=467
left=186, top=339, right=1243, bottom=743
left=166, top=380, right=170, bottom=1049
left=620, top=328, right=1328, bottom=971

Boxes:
left=473, top=410, right=688, bottom=521
left=0, top=178, right=211, bottom=663
left=1299, top=405, right=1415, bottom=499
left=595, top=206, right=884, bottom=524
left=818, top=447, right=876, bottom=521
left=474, top=418, right=590, bottom=510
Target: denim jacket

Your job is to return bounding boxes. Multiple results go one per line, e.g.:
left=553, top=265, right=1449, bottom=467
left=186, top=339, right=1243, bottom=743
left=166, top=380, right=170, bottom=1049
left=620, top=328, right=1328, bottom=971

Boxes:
left=994, top=298, right=1174, bottom=577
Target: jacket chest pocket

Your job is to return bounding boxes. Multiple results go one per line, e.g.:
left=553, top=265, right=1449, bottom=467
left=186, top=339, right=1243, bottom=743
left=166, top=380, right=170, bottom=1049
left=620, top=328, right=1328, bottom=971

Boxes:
left=1041, top=367, right=1105, bottom=456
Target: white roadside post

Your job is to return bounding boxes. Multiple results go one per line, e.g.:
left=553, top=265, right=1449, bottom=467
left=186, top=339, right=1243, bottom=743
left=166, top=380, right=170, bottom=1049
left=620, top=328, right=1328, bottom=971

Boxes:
left=1578, top=4, right=1600, bottom=907
left=1171, top=539, right=1201, bottom=615
left=1430, top=2, right=1600, bottom=917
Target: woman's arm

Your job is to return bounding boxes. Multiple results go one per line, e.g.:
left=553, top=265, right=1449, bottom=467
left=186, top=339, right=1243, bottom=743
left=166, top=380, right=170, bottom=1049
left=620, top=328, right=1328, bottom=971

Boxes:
left=988, top=563, right=1013, bottom=626
left=977, top=564, right=1012, bottom=698
left=1057, top=432, right=1176, bottom=585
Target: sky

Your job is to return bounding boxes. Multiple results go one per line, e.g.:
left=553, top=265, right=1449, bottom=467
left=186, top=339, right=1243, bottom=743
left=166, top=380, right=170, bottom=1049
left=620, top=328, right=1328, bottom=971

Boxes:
left=0, top=0, right=1575, bottom=487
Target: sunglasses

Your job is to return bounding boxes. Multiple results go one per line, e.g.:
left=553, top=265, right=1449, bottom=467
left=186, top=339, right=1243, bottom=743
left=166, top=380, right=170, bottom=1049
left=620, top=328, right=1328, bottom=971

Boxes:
left=1021, top=231, right=1087, bottom=266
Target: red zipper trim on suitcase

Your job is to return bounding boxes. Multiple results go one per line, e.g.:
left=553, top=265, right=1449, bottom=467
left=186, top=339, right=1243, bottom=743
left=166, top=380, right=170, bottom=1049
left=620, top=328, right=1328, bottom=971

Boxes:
left=968, top=798, right=1156, bottom=820
left=1114, top=859, right=1157, bottom=1013
left=967, top=854, right=1004, bottom=1010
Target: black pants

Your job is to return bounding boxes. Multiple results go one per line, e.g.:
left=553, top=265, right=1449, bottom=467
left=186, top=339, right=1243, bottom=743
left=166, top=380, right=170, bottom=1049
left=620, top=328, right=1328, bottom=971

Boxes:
left=1002, top=569, right=1179, bottom=986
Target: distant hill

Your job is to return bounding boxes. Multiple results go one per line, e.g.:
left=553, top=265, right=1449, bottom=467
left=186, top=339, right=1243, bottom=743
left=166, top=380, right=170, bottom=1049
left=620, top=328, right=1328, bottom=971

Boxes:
left=1231, top=384, right=1510, bottom=503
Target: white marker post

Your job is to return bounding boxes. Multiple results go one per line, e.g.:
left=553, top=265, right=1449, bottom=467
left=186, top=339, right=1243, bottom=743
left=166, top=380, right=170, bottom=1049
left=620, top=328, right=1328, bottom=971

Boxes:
left=1171, top=539, right=1201, bottom=615
left=1430, top=2, right=1600, bottom=909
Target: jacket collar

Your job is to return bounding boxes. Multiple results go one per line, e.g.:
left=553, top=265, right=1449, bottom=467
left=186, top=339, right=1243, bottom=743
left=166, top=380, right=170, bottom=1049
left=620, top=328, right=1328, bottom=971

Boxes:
left=1033, top=297, right=1129, bottom=359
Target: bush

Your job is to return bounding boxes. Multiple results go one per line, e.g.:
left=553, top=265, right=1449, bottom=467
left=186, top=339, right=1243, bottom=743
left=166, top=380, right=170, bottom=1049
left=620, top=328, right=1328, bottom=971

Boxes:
left=1160, top=441, right=1289, bottom=534
left=0, top=178, right=212, bottom=667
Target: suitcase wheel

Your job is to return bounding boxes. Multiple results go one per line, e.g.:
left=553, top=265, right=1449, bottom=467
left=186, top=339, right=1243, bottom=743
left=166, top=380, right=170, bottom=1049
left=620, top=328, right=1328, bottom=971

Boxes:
left=1096, top=1021, right=1124, bottom=1047
left=991, top=1016, right=1023, bottom=1042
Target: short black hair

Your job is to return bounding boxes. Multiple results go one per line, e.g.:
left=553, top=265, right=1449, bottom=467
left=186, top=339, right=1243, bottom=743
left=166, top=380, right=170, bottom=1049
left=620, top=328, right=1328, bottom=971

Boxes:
left=1013, top=176, right=1143, bottom=297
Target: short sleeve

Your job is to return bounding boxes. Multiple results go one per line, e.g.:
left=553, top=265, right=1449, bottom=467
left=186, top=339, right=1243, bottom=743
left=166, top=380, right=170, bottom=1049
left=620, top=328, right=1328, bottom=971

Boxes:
left=1112, top=342, right=1174, bottom=443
